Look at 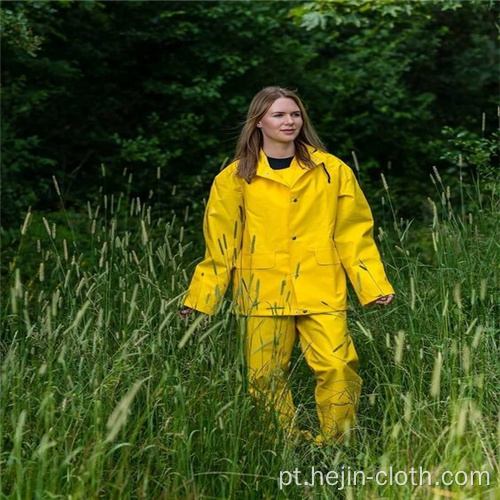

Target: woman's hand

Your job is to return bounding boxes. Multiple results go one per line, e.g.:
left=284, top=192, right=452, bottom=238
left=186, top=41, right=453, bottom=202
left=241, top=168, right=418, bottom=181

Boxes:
left=371, top=294, right=395, bottom=306
left=179, top=307, right=194, bottom=319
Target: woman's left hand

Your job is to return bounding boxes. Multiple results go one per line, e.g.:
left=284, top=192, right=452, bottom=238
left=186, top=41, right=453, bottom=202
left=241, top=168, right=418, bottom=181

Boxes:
left=372, top=294, right=395, bottom=306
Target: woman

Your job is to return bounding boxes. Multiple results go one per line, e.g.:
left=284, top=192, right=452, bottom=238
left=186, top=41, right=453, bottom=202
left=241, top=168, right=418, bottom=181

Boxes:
left=180, top=86, right=395, bottom=445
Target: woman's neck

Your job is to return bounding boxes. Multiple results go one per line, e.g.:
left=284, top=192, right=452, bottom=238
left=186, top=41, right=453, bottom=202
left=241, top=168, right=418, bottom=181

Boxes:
left=262, top=142, right=295, bottom=159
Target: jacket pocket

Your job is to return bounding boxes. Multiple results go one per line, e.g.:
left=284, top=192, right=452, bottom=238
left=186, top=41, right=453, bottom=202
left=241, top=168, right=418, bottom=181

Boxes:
left=236, top=252, right=276, bottom=269
left=314, top=246, right=341, bottom=265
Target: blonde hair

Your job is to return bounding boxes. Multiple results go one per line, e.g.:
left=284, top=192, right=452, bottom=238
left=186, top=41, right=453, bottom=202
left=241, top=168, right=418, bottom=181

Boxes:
left=234, top=86, right=326, bottom=182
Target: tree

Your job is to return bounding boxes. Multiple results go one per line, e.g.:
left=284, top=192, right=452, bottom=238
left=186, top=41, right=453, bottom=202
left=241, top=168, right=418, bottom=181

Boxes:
left=1, top=0, right=497, bottom=228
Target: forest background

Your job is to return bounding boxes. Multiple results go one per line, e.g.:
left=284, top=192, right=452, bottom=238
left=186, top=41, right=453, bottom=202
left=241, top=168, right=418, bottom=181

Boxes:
left=2, top=0, right=498, bottom=235
left=1, top=1, right=499, bottom=499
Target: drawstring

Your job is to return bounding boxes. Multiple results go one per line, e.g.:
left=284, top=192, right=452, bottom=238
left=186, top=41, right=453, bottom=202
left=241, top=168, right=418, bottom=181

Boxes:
left=321, top=163, right=331, bottom=183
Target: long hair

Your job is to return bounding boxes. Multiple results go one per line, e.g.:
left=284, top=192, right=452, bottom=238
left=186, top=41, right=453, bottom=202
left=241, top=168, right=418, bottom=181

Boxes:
left=234, top=86, right=326, bottom=182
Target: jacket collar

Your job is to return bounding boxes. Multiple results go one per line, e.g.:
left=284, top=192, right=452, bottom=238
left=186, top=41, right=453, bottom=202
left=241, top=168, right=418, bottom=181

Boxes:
left=255, top=145, right=326, bottom=188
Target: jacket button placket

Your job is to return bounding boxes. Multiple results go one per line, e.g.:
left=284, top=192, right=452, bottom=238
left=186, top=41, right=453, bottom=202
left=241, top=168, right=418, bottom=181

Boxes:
left=290, top=188, right=301, bottom=313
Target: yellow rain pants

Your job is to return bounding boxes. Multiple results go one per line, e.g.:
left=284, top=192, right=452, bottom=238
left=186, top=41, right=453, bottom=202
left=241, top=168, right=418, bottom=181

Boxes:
left=244, top=311, right=362, bottom=443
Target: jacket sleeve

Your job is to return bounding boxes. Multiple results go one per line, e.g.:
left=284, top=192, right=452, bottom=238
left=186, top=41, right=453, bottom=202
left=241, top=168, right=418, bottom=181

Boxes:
left=333, top=162, right=395, bottom=306
left=182, top=167, right=244, bottom=315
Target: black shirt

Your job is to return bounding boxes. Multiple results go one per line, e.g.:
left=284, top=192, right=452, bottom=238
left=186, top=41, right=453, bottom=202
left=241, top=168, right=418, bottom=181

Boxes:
left=267, top=155, right=294, bottom=170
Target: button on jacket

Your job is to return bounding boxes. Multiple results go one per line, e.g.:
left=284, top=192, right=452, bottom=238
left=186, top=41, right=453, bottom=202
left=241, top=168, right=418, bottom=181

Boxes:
left=183, top=146, right=395, bottom=316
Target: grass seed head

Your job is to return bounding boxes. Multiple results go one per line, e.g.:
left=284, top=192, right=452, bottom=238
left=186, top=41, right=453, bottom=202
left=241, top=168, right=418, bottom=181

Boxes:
left=430, top=351, right=443, bottom=399
left=21, top=210, right=32, bottom=235
left=394, top=330, right=405, bottom=365
left=52, top=175, right=61, bottom=196
left=432, top=165, right=442, bottom=183
left=381, top=173, right=389, bottom=191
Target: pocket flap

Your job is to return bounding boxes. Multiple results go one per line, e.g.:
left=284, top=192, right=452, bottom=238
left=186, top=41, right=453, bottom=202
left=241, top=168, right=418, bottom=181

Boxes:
left=237, top=252, right=276, bottom=269
left=314, top=247, right=341, bottom=265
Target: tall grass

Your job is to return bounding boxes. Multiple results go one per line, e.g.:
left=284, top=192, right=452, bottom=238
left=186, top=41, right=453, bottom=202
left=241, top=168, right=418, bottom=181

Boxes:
left=1, top=162, right=498, bottom=499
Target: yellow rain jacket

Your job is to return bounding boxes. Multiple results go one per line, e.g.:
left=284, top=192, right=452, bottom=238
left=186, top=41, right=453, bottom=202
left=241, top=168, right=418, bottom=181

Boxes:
left=183, top=146, right=395, bottom=316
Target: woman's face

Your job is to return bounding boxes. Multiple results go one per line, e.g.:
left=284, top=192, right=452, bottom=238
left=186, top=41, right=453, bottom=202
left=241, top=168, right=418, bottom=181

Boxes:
left=257, top=97, right=303, bottom=147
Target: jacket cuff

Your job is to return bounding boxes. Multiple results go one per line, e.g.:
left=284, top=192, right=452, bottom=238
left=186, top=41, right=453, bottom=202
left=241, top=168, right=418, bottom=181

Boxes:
left=348, top=258, right=395, bottom=306
left=358, top=286, right=396, bottom=307
left=182, top=272, right=224, bottom=315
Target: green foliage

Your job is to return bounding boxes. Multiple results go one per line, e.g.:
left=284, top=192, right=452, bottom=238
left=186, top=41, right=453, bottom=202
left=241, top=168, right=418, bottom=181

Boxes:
left=1, top=0, right=498, bottom=232
left=440, top=123, right=499, bottom=175
left=0, top=3, right=44, bottom=56
left=289, top=0, right=464, bottom=30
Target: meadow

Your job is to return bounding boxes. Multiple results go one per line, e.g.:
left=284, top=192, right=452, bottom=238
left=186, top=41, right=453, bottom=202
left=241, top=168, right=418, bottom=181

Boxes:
left=1, top=164, right=498, bottom=499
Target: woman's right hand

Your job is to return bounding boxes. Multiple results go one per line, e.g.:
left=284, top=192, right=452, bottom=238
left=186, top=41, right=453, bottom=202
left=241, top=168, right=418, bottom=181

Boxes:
left=179, top=307, right=194, bottom=319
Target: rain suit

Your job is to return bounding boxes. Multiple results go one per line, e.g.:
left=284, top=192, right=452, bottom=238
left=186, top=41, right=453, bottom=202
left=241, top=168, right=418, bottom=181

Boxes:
left=183, top=146, right=395, bottom=315
left=182, top=145, right=395, bottom=442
